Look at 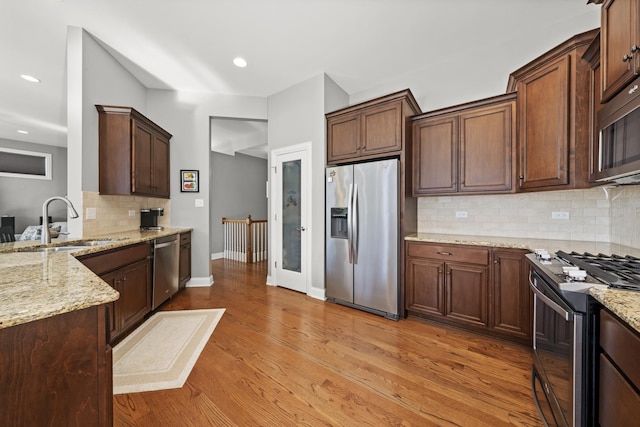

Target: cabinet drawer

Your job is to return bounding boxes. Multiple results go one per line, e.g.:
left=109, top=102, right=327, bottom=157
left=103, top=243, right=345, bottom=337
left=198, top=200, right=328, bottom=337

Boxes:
left=180, top=232, right=191, bottom=245
left=79, top=242, right=151, bottom=276
left=407, top=242, right=489, bottom=265
left=600, top=309, right=640, bottom=390
left=599, top=353, right=640, bottom=426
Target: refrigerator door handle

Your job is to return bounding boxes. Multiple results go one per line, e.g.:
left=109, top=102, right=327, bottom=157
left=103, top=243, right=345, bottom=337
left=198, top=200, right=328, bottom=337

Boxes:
left=347, top=183, right=354, bottom=264
left=352, top=183, right=358, bottom=264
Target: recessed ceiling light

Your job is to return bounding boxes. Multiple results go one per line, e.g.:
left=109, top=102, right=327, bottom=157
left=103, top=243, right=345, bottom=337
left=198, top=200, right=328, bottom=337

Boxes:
left=21, top=74, right=41, bottom=83
left=233, top=57, right=247, bottom=68
left=17, top=130, right=29, bottom=134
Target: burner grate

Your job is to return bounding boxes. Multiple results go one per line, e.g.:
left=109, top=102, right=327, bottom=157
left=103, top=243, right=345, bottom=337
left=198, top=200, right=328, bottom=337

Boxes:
left=556, top=251, right=640, bottom=291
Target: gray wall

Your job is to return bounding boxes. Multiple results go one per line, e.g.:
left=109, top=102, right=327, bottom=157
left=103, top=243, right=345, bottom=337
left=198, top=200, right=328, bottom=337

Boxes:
left=210, top=152, right=267, bottom=254
left=0, top=138, right=68, bottom=233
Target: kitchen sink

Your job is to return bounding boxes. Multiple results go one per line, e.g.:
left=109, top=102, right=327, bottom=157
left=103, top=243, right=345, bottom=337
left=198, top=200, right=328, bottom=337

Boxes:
left=72, top=239, right=117, bottom=246
left=26, top=246, right=87, bottom=252
left=23, top=238, right=124, bottom=253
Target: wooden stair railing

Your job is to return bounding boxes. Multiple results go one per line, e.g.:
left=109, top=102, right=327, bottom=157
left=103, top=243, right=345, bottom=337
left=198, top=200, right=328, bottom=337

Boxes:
left=221, top=215, right=268, bottom=263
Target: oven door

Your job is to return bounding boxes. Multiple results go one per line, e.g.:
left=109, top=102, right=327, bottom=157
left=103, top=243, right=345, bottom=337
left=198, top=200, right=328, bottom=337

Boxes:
left=529, top=271, right=583, bottom=427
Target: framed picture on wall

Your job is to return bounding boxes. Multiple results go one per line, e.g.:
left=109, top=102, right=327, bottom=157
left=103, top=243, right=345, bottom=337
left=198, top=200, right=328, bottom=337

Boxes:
left=180, top=170, right=199, bottom=192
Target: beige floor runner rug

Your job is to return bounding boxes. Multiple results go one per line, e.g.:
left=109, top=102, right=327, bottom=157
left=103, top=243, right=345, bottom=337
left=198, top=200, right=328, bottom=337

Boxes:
left=113, top=308, right=225, bottom=394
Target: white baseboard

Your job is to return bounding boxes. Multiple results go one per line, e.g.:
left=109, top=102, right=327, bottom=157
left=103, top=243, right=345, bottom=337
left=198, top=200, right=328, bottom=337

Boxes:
left=307, top=286, right=326, bottom=301
left=265, top=275, right=277, bottom=286
left=210, top=252, right=224, bottom=260
left=185, top=275, right=214, bottom=287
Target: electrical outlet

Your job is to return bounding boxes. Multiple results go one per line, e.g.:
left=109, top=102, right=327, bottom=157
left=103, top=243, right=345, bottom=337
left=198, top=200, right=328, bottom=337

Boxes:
left=455, top=211, right=468, bottom=218
left=128, top=210, right=136, bottom=217
left=552, top=211, right=570, bottom=220
left=85, top=207, right=96, bottom=220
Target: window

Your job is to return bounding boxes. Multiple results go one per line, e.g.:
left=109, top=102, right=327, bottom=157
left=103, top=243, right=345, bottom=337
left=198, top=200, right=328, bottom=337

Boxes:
left=0, top=147, right=52, bottom=180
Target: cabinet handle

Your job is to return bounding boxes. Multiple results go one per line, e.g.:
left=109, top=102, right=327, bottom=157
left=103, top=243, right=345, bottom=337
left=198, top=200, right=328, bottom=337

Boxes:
left=437, top=251, right=453, bottom=256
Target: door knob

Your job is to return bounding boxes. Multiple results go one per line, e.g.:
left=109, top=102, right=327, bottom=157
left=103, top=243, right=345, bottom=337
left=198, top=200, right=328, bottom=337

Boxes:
left=296, top=226, right=306, bottom=231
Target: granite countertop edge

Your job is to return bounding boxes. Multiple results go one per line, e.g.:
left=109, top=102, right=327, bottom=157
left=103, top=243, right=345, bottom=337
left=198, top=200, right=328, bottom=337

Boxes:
left=406, top=233, right=640, bottom=334
left=0, top=227, right=192, bottom=329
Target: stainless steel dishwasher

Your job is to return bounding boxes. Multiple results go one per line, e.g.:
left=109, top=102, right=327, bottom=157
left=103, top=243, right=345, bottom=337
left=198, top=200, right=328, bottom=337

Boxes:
left=152, top=235, right=179, bottom=309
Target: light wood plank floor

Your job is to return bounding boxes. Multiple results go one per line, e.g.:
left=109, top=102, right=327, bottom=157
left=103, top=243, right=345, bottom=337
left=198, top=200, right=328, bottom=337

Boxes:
left=113, top=259, right=542, bottom=426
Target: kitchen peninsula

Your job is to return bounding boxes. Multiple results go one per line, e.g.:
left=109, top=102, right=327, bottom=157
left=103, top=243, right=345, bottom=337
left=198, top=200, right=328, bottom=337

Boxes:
left=0, top=227, right=191, bottom=426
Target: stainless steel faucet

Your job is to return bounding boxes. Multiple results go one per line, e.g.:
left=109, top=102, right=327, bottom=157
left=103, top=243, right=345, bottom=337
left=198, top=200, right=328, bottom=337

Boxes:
left=41, top=196, right=79, bottom=244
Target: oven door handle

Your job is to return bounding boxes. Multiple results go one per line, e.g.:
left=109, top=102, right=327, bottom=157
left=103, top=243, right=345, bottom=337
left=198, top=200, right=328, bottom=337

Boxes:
left=529, top=272, right=574, bottom=321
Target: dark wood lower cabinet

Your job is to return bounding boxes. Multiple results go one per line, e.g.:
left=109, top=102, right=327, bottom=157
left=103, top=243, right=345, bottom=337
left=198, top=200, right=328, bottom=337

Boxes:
left=597, top=308, right=640, bottom=426
left=406, top=241, right=532, bottom=345
left=491, top=249, right=532, bottom=344
left=80, top=242, right=152, bottom=345
left=0, top=305, right=112, bottom=426
left=179, top=231, right=192, bottom=289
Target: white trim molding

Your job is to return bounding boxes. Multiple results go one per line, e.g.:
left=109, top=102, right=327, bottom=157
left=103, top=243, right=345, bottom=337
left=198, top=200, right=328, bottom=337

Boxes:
left=185, top=275, right=214, bottom=288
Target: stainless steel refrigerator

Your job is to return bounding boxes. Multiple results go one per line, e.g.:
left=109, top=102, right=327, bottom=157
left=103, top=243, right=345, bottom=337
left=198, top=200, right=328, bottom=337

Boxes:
left=325, top=158, right=399, bottom=320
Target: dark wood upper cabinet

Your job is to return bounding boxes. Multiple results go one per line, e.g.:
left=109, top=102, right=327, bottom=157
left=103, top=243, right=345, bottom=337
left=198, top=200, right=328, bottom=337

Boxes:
left=507, top=29, right=599, bottom=192
left=326, top=89, right=421, bottom=165
left=96, top=105, right=172, bottom=198
left=601, top=0, right=640, bottom=102
left=583, top=32, right=604, bottom=183
left=412, top=93, right=516, bottom=196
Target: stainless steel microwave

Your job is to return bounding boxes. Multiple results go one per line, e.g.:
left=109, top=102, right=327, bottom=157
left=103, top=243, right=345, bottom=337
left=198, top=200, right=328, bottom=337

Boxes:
left=595, top=75, right=640, bottom=184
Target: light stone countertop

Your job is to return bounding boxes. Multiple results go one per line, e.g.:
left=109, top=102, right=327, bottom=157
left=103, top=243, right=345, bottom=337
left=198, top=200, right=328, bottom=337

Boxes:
left=590, top=288, right=640, bottom=333
left=0, top=227, right=192, bottom=329
left=406, top=233, right=640, bottom=334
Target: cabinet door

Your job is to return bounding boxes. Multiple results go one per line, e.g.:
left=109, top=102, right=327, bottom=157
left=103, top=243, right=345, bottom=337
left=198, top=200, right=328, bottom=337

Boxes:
left=100, top=270, right=122, bottom=340
left=132, top=120, right=154, bottom=195
left=361, top=102, right=402, bottom=155
left=152, top=133, right=170, bottom=198
left=405, top=258, right=445, bottom=317
left=327, top=112, right=361, bottom=163
left=179, top=233, right=191, bottom=289
left=491, top=250, right=531, bottom=343
left=459, top=102, right=514, bottom=193
left=413, top=115, right=457, bottom=194
left=599, top=353, right=640, bottom=426
left=517, top=55, right=570, bottom=190
left=120, top=258, right=151, bottom=333
left=601, top=0, right=640, bottom=102
left=445, top=262, right=488, bottom=327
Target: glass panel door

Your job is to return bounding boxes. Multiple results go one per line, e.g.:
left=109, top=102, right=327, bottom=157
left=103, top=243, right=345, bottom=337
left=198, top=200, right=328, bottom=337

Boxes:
left=282, top=159, right=301, bottom=272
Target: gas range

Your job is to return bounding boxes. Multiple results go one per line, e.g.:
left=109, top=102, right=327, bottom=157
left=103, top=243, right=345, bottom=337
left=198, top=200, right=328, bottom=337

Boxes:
left=526, top=249, right=640, bottom=313
left=555, top=251, right=640, bottom=292
left=528, top=250, right=640, bottom=291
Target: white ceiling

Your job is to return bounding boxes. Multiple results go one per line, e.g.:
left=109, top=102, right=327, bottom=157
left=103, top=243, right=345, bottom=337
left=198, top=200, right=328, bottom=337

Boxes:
left=1, top=0, right=600, bottom=149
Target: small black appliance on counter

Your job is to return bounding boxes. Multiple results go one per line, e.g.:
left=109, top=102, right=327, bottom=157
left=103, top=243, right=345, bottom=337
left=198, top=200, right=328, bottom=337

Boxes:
left=140, top=208, right=164, bottom=230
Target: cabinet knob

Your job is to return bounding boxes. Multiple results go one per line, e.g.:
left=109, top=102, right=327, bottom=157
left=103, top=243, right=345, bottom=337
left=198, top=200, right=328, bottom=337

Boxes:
left=519, top=175, right=524, bottom=180
left=623, top=54, right=633, bottom=62
left=494, top=260, right=499, bottom=264
left=632, top=45, right=639, bottom=53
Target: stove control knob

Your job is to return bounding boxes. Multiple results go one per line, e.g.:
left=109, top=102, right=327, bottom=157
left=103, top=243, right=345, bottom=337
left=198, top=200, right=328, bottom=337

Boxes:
left=567, top=270, right=587, bottom=281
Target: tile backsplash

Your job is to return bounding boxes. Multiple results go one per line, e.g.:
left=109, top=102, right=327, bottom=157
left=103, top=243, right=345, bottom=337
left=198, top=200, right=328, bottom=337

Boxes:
left=81, top=192, right=170, bottom=237
left=417, top=185, right=640, bottom=248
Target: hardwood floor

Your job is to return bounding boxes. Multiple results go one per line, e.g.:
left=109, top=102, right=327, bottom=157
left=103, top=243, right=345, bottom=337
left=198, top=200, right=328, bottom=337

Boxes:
left=113, top=259, right=542, bottom=426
